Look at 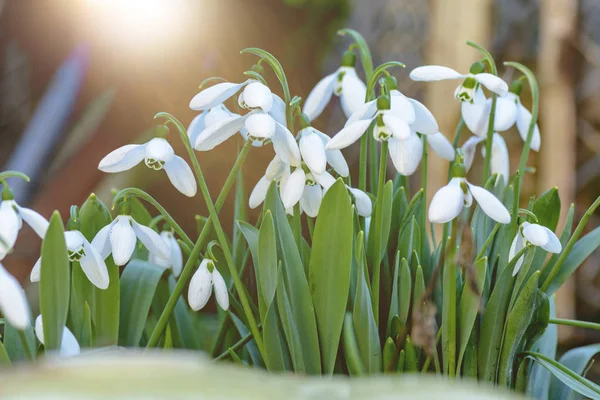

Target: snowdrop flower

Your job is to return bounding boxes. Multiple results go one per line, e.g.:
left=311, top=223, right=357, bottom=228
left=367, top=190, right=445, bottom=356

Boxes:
left=298, top=115, right=349, bottom=177
left=188, top=258, right=228, bottom=311
left=303, top=50, right=366, bottom=120
left=92, top=215, right=170, bottom=267
left=281, top=166, right=337, bottom=218
left=0, top=189, right=48, bottom=260
left=410, top=61, right=508, bottom=103
left=0, top=263, right=30, bottom=330
left=348, top=187, right=373, bottom=218
left=35, top=315, right=80, bottom=357
left=98, top=138, right=197, bottom=197
left=429, top=161, right=510, bottom=224
left=149, top=231, right=183, bottom=278
left=462, top=133, right=510, bottom=185
left=30, top=230, right=109, bottom=289
left=510, top=222, right=561, bottom=275
left=249, top=155, right=290, bottom=210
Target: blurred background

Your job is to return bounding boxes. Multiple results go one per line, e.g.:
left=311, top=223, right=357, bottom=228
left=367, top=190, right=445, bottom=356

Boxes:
left=0, top=0, right=598, bottom=348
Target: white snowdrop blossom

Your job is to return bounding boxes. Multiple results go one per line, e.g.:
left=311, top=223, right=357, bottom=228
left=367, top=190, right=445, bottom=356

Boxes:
left=0, top=263, right=30, bottom=330
left=0, top=198, right=48, bottom=260
left=429, top=175, right=510, bottom=224
left=410, top=62, right=508, bottom=104
left=98, top=138, right=197, bottom=197
left=31, top=230, right=109, bottom=290
left=281, top=167, right=337, bottom=218
left=149, top=231, right=183, bottom=278
left=509, top=222, right=561, bottom=276
left=91, top=215, right=170, bottom=267
left=190, top=81, right=299, bottom=166
left=188, top=258, right=228, bottom=311
left=298, top=125, right=349, bottom=177
left=462, top=133, right=510, bottom=185
left=35, top=315, right=80, bottom=358
left=303, top=51, right=366, bottom=120
left=249, top=155, right=291, bottom=211
left=348, top=187, right=373, bottom=218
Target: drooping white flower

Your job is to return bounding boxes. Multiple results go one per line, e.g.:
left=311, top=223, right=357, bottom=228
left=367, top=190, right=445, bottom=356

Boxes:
left=188, top=258, right=228, bottom=311
left=35, top=315, right=80, bottom=358
left=0, top=198, right=48, bottom=260
left=429, top=177, right=510, bottom=224
left=190, top=80, right=280, bottom=114
left=31, top=230, right=109, bottom=289
left=303, top=51, right=366, bottom=120
left=348, top=187, right=373, bottom=217
left=281, top=167, right=337, bottom=218
left=98, top=138, right=197, bottom=197
left=149, top=231, right=183, bottom=278
left=91, top=215, right=170, bottom=267
left=409, top=62, right=508, bottom=103
left=0, top=263, right=30, bottom=330
left=462, top=133, right=510, bottom=185
left=249, top=155, right=290, bottom=210
left=510, top=222, right=561, bottom=275
left=299, top=126, right=349, bottom=177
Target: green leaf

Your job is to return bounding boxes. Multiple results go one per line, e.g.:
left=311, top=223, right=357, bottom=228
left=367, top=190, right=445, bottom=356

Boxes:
left=80, top=302, right=93, bottom=347
left=276, top=265, right=305, bottom=372
left=257, top=211, right=278, bottom=313
left=524, top=351, right=600, bottom=399
left=367, top=181, right=393, bottom=266
left=230, top=313, right=263, bottom=367
left=342, top=312, right=366, bottom=376
left=412, top=265, right=426, bottom=319
left=497, top=271, right=540, bottom=387
left=526, top=297, right=557, bottom=400
left=75, top=193, right=120, bottom=346
left=532, top=188, right=561, bottom=232
left=262, top=300, right=286, bottom=372
left=40, top=211, right=70, bottom=351
left=549, top=343, right=600, bottom=400
left=309, top=179, right=353, bottom=374
left=387, top=254, right=400, bottom=337
left=543, top=225, right=600, bottom=296
left=119, top=260, right=164, bottom=346
left=404, top=336, right=418, bottom=372
left=457, top=257, right=487, bottom=370
left=0, top=336, right=10, bottom=364
left=2, top=323, right=35, bottom=361
left=398, top=258, right=412, bottom=326
left=397, top=217, right=421, bottom=268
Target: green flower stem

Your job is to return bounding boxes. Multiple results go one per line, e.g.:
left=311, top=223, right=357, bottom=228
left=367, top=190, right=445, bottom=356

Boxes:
left=112, top=188, right=193, bottom=248
left=214, top=323, right=263, bottom=361
left=210, top=312, right=232, bottom=357
left=371, top=140, right=388, bottom=325
left=359, top=134, right=368, bottom=192
left=421, top=136, right=429, bottom=248
left=541, top=195, right=600, bottom=292
left=0, top=171, right=30, bottom=182
left=481, top=95, right=498, bottom=182
left=293, top=203, right=302, bottom=249
left=18, top=330, right=33, bottom=361
left=504, top=62, right=539, bottom=229
left=549, top=318, right=600, bottom=331
left=368, top=134, right=379, bottom=194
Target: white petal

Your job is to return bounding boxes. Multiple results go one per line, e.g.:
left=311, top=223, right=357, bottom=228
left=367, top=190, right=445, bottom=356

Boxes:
left=344, top=100, right=377, bottom=127
left=348, top=187, right=372, bottom=217
left=488, top=133, right=509, bottom=185
left=65, top=230, right=85, bottom=252
left=340, top=68, right=367, bottom=118
left=188, top=260, right=213, bottom=311
left=474, top=73, right=509, bottom=96
left=510, top=233, right=526, bottom=276
left=245, top=112, right=275, bottom=140
left=281, top=169, right=305, bottom=209
left=163, top=156, right=197, bottom=197
left=189, top=80, right=249, bottom=111
left=144, top=138, right=174, bottom=163
left=427, top=132, right=455, bottom=161
left=383, top=114, right=412, bottom=140
left=0, top=264, right=30, bottom=330
left=326, top=119, right=373, bottom=150
left=299, top=128, right=326, bottom=174
left=516, top=104, right=541, bottom=152
left=272, top=122, right=301, bottom=167
left=30, top=258, right=41, bottom=283
left=492, top=95, right=518, bottom=131
left=541, top=227, right=562, bottom=254
left=98, top=144, right=146, bottom=173
left=265, top=155, right=287, bottom=181
left=429, top=178, right=465, bottom=223
left=249, top=176, right=271, bottom=209
left=187, top=112, right=208, bottom=146
left=205, top=104, right=236, bottom=126
left=91, top=223, right=113, bottom=260
left=522, top=223, right=550, bottom=247
left=0, top=202, right=20, bottom=256
left=194, top=115, right=247, bottom=151
left=269, top=94, right=287, bottom=126
left=462, top=136, right=484, bottom=171
left=409, top=65, right=466, bottom=81
left=313, top=171, right=336, bottom=191
left=110, top=216, right=136, bottom=266
left=302, top=73, right=336, bottom=121
left=241, top=82, right=273, bottom=111
left=81, top=237, right=110, bottom=290
left=16, top=206, right=49, bottom=238
left=34, top=315, right=80, bottom=357
left=312, top=130, right=349, bottom=177
left=408, top=98, right=439, bottom=135
left=166, top=233, right=183, bottom=277
left=389, top=90, right=416, bottom=124
left=299, top=184, right=322, bottom=218
left=388, top=135, right=422, bottom=176
left=467, top=182, right=510, bottom=224
left=462, top=101, right=490, bottom=137
left=131, top=220, right=170, bottom=260
left=212, top=268, right=229, bottom=311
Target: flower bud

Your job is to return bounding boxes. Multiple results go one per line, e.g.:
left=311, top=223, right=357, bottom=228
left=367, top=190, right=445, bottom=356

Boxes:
left=251, top=63, right=264, bottom=75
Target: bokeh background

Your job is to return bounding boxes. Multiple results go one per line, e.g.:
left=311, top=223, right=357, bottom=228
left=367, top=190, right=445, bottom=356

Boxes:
left=0, top=0, right=598, bottom=348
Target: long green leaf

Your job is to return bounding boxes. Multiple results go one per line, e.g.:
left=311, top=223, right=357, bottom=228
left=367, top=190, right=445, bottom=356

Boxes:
left=257, top=211, right=277, bottom=313
left=40, top=211, right=70, bottom=351
left=549, top=343, right=600, bottom=400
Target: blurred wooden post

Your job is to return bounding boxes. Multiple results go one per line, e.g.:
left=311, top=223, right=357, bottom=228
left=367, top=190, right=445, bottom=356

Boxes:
left=538, top=0, right=578, bottom=340
left=425, top=0, right=492, bottom=238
